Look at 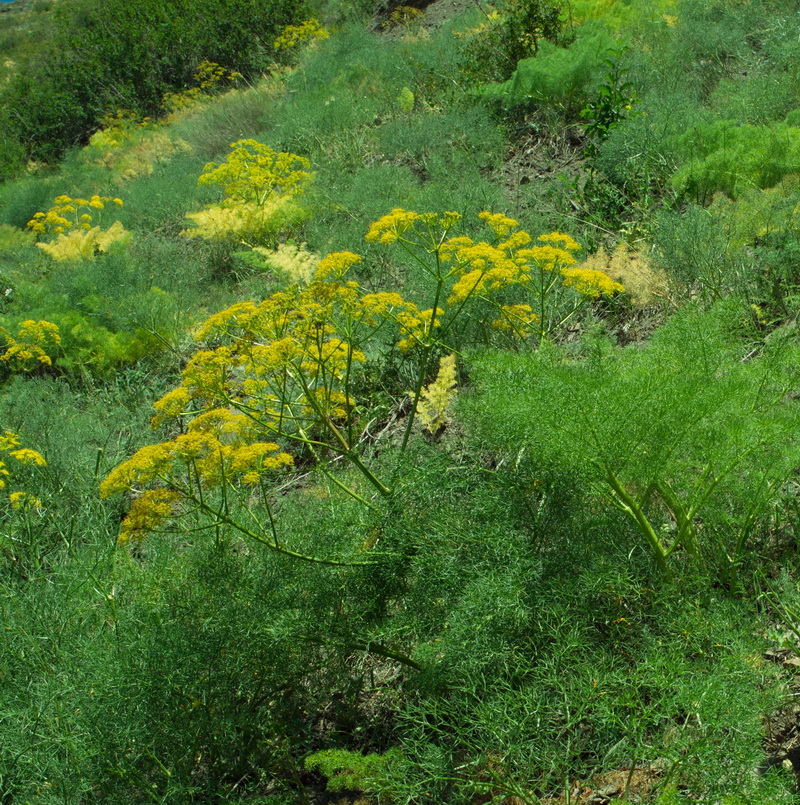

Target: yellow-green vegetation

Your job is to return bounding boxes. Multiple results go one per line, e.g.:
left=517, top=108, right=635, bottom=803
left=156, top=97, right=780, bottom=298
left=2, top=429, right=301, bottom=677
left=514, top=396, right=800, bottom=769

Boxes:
left=6, top=0, right=800, bottom=803
left=0, top=429, right=45, bottom=510
left=27, top=194, right=129, bottom=261
left=273, top=18, right=330, bottom=51
left=182, top=138, right=312, bottom=244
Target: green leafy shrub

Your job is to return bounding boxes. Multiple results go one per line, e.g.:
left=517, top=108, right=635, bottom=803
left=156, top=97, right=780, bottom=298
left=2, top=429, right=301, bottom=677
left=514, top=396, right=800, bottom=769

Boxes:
left=0, top=0, right=307, bottom=164
left=305, top=748, right=398, bottom=794
left=459, top=0, right=570, bottom=84
left=671, top=120, right=800, bottom=202
left=2, top=249, right=190, bottom=375
left=476, top=27, right=616, bottom=111
left=462, top=302, right=800, bottom=579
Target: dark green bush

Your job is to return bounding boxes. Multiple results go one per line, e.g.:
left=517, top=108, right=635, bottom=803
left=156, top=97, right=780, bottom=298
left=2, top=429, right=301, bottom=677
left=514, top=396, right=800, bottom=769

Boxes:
left=475, top=26, right=616, bottom=112
left=460, top=0, right=570, bottom=84
left=1, top=0, right=307, bottom=164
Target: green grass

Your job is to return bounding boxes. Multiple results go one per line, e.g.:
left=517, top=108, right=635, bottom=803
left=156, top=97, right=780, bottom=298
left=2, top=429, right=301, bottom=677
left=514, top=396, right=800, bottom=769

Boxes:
left=3, top=0, right=800, bottom=801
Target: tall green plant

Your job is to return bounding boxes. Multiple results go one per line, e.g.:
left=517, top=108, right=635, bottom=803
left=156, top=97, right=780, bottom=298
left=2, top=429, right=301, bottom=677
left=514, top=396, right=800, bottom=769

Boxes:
left=463, top=303, right=800, bottom=579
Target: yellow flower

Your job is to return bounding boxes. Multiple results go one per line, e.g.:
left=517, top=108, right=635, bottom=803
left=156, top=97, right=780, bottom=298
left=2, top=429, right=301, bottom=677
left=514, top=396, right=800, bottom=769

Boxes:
left=9, top=491, right=41, bottom=510
left=99, top=442, right=174, bottom=497
left=537, top=231, right=581, bottom=252
left=414, top=353, right=458, bottom=435
left=491, top=304, right=539, bottom=333
left=9, top=491, right=41, bottom=509
left=0, top=431, right=20, bottom=451
left=118, top=489, right=180, bottom=546
left=478, top=211, right=519, bottom=237
left=151, top=386, right=193, bottom=429
left=365, top=208, right=421, bottom=244
left=560, top=267, right=624, bottom=297
left=9, top=448, right=46, bottom=466
left=273, top=19, right=330, bottom=50
left=314, top=251, right=363, bottom=280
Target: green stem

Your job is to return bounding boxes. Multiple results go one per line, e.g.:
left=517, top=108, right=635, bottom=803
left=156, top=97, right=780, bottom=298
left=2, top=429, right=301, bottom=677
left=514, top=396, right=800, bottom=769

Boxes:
left=182, top=488, right=374, bottom=566
left=293, top=372, right=392, bottom=498
left=402, top=269, right=445, bottom=451
left=602, top=466, right=669, bottom=576
left=297, top=634, right=423, bottom=671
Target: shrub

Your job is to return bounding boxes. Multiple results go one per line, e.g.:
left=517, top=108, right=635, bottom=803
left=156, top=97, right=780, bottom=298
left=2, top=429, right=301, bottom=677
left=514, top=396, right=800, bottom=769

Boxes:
left=1, top=0, right=307, bottom=163
left=670, top=120, right=800, bottom=202
left=459, top=0, right=570, bottom=84
left=475, top=26, right=616, bottom=112
left=462, top=302, right=800, bottom=580
left=182, top=139, right=312, bottom=246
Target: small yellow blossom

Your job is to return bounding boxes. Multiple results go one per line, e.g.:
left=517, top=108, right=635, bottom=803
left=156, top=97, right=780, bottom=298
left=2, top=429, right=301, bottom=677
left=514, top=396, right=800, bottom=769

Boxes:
left=9, top=448, right=46, bottom=466
left=560, top=267, right=624, bottom=297
left=365, top=208, right=421, bottom=244
left=491, top=304, right=539, bottom=333
left=0, top=431, right=20, bottom=451
left=478, top=211, right=520, bottom=237
left=9, top=491, right=42, bottom=510
left=314, top=251, right=363, bottom=280
left=0, top=320, right=61, bottom=371
left=118, top=489, right=180, bottom=546
left=414, top=354, right=458, bottom=435
left=151, top=386, right=193, bottom=429
left=273, top=19, right=330, bottom=50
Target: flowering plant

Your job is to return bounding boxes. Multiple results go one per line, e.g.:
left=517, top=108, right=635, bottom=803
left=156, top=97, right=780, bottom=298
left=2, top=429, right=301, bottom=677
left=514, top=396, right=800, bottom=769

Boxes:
left=182, top=140, right=311, bottom=245
left=0, top=320, right=61, bottom=372
left=0, top=430, right=46, bottom=512
left=104, top=209, right=613, bottom=563
left=27, top=195, right=128, bottom=261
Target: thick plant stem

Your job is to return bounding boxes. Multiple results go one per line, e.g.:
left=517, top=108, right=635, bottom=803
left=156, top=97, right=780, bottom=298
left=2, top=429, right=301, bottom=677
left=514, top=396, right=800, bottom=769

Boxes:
left=402, top=340, right=435, bottom=452
left=604, top=467, right=670, bottom=577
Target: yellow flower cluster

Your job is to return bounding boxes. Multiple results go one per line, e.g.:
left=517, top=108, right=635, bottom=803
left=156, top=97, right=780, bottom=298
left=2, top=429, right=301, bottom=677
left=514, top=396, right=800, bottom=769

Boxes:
left=367, top=208, right=623, bottom=345
left=182, top=197, right=299, bottom=244
left=9, top=448, right=47, bottom=466
left=27, top=195, right=123, bottom=237
left=491, top=304, right=539, bottom=334
left=100, top=423, right=293, bottom=501
left=27, top=195, right=128, bottom=261
left=163, top=61, right=242, bottom=113
left=254, top=242, right=320, bottom=284
left=118, top=489, right=179, bottom=546
left=365, top=208, right=461, bottom=245
left=37, top=221, right=130, bottom=262
left=397, top=308, right=443, bottom=353
left=89, top=109, right=159, bottom=151
left=0, top=320, right=61, bottom=370
left=9, top=491, right=41, bottom=510
left=184, top=140, right=312, bottom=244
left=0, top=430, right=45, bottom=510
left=104, top=245, right=430, bottom=544
left=478, top=211, right=520, bottom=237
left=314, top=251, right=362, bottom=280
left=198, top=140, right=312, bottom=206
left=560, top=267, right=625, bottom=298
left=273, top=19, right=330, bottom=51
left=414, top=354, right=458, bottom=436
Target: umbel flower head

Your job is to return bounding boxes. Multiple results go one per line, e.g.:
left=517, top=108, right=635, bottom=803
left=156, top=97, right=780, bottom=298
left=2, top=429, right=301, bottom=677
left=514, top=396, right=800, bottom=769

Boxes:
left=414, top=354, right=458, bottom=436
left=0, top=320, right=61, bottom=370
left=27, top=194, right=128, bottom=261
left=0, top=429, right=46, bottom=508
